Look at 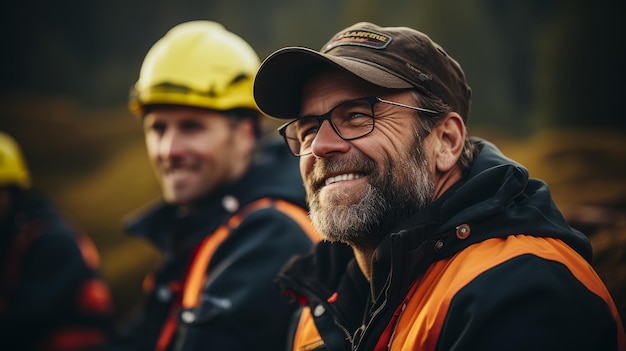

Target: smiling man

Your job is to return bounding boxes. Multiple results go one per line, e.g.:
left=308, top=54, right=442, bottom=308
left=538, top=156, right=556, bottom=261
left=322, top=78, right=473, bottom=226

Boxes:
left=119, top=21, right=318, bottom=351
left=141, top=105, right=253, bottom=205
left=253, top=22, right=625, bottom=351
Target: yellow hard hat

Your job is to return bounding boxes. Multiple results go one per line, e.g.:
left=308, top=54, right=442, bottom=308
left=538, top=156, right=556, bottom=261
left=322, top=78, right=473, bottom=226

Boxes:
left=0, top=131, right=31, bottom=189
left=129, top=21, right=261, bottom=116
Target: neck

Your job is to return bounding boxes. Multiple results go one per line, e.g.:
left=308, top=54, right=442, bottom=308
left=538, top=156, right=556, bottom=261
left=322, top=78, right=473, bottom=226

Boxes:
left=352, top=168, right=464, bottom=283
left=352, top=247, right=375, bottom=282
left=432, top=166, right=463, bottom=200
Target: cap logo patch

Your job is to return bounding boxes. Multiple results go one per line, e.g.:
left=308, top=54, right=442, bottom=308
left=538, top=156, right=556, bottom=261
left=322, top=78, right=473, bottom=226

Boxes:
left=322, top=30, right=392, bottom=52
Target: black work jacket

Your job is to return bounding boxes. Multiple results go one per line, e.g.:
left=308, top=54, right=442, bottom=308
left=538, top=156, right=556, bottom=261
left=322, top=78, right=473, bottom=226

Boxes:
left=0, top=190, right=114, bottom=351
left=122, top=139, right=315, bottom=351
left=277, top=138, right=624, bottom=351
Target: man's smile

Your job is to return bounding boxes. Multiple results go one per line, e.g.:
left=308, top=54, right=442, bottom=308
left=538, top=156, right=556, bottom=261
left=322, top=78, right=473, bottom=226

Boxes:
left=324, top=173, right=364, bottom=186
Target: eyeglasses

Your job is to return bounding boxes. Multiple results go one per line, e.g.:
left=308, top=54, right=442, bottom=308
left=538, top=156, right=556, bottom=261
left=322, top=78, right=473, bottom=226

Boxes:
left=278, top=96, right=439, bottom=156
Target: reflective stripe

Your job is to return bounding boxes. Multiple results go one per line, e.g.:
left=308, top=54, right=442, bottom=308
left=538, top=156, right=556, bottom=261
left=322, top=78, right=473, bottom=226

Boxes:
left=182, top=225, right=230, bottom=308
left=157, top=197, right=319, bottom=350
left=155, top=304, right=180, bottom=351
left=274, top=200, right=321, bottom=244
left=292, top=307, right=324, bottom=351
left=388, top=235, right=625, bottom=350
left=295, top=235, right=626, bottom=351
left=183, top=198, right=319, bottom=309
left=76, top=279, right=113, bottom=315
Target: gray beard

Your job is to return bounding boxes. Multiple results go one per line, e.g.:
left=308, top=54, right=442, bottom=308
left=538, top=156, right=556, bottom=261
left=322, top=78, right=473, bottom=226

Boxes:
left=308, top=144, right=434, bottom=251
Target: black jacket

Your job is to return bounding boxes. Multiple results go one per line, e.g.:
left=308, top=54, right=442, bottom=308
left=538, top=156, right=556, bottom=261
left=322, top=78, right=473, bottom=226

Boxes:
left=277, top=138, right=624, bottom=351
left=122, top=139, right=315, bottom=351
left=0, top=189, right=114, bottom=351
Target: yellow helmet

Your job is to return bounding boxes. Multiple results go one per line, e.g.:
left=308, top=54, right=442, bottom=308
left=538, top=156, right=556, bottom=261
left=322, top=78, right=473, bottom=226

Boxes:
left=0, top=131, right=31, bottom=189
left=129, top=21, right=261, bottom=116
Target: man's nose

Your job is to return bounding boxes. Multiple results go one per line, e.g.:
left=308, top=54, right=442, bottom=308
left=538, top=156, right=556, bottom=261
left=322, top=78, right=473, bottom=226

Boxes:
left=158, top=129, right=185, bottom=158
left=310, top=120, right=350, bottom=157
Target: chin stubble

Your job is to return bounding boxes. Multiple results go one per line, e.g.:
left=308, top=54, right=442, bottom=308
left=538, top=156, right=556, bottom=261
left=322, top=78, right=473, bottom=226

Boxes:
left=308, top=138, right=434, bottom=250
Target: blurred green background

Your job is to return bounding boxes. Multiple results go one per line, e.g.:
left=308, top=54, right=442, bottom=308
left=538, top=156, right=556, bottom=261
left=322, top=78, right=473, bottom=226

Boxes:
left=1, top=0, right=625, bottom=326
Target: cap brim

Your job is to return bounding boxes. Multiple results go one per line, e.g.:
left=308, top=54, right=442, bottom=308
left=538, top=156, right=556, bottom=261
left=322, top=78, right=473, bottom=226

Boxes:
left=253, top=47, right=412, bottom=119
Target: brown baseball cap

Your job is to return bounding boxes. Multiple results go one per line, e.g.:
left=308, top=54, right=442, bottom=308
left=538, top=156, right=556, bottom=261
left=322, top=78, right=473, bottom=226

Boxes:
left=253, top=22, right=472, bottom=121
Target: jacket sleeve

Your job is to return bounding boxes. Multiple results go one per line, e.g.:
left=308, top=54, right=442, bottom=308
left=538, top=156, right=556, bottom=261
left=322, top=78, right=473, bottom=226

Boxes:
left=436, top=254, right=622, bottom=351
left=177, top=207, right=314, bottom=351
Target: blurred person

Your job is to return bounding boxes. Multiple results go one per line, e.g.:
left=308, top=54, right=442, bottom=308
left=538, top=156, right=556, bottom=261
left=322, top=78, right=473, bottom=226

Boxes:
left=253, top=22, right=626, bottom=350
left=0, top=131, right=114, bottom=350
left=119, top=21, right=318, bottom=351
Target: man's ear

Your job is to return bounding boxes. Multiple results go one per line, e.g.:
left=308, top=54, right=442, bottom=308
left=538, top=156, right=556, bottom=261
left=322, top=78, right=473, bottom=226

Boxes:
left=235, top=118, right=257, bottom=156
left=432, top=112, right=465, bottom=172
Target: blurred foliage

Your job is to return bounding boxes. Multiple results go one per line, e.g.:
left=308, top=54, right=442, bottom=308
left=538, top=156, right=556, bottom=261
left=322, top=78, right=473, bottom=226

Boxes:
left=1, top=0, right=625, bottom=327
left=2, top=0, right=625, bottom=131
left=483, top=128, right=626, bottom=324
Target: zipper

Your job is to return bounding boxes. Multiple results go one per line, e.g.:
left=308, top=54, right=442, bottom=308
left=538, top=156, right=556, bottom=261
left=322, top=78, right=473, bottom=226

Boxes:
left=386, top=302, right=407, bottom=350
left=352, top=272, right=393, bottom=350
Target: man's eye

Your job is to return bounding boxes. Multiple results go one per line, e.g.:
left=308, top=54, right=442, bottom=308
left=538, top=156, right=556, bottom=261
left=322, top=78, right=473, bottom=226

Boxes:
left=181, top=121, right=202, bottom=132
left=298, top=126, right=319, bottom=141
left=150, top=122, right=166, bottom=134
left=294, top=119, right=319, bottom=139
left=347, top=111, right=370, bottom=120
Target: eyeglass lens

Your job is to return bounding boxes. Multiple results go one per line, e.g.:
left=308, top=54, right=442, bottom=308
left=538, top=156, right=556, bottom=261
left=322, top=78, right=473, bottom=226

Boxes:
left=282, top=97, right=376, bottom=156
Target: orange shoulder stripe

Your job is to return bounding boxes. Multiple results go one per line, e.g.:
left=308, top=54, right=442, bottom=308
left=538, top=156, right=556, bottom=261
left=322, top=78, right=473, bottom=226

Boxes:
left=391, top=235, right=625, bottom=350
left=274, top=200, right=321, bottom=244
left=183, top=198, right=319, bottom=309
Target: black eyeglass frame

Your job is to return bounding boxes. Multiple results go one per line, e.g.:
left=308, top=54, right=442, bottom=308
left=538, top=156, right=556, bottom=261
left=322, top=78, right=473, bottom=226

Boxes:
left=278, top=96, right=440, bottom=157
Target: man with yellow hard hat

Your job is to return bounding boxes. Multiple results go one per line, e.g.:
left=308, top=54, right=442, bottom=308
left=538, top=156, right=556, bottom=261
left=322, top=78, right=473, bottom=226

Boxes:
left=119, top=21, right=318, bottom=351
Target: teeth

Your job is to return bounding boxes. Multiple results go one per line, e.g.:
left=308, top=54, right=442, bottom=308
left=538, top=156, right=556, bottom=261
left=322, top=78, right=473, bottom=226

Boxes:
left=325, top=173, right=362, bottom=186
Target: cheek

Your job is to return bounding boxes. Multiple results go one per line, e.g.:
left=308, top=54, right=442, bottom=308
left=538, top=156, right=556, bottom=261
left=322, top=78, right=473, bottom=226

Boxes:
left=200, top=134, right=234, bottom=163
left=299, top=157, right=311, bottom=180
left=360, top=121, right=404, bottom=149
left=144, top=135, right=160, bottom=160
left=420, top=135, right=439, bottom=171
